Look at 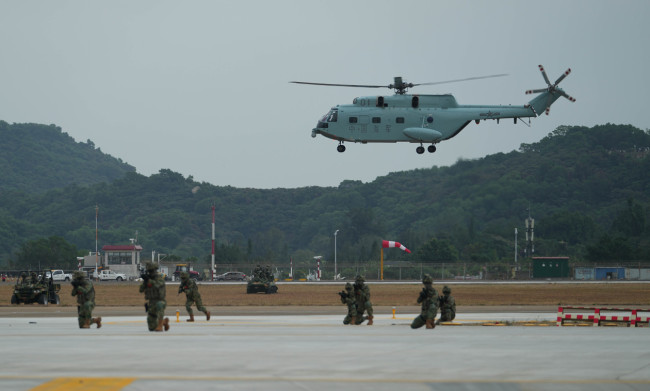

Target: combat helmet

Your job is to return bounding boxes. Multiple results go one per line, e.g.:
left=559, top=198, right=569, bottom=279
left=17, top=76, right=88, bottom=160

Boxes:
left=355, top=275, right=365, bottom=284
left=73, top=271, right=86, bottom=280
left=345, top=282, right=353, bottom=290
left=180, top=271, right=189, bottom=280
left=145, top=262, right=158, bottom=273
left=422, top=274, right=433, bottom=285
left=443, top=285, right=451, bottom=294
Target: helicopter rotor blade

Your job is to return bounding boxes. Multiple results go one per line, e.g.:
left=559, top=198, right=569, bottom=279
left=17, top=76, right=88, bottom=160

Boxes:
left=414, top=73, right=508, bottom=87
left=525, top=88, right=548, bottom=95
left=289, top=81, right=385, bottom=88
left=538, top=65, right=551, bottom=86
left=559, top=90, right=576, bottom=102
left=553, top=68, right=571, bottom=87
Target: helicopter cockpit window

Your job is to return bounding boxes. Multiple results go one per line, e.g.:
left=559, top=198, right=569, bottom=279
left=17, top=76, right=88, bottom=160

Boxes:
left=326, top=109, right=338, bottom=122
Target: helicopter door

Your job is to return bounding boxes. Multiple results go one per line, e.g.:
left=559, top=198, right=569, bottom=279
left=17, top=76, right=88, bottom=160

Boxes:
left=358, top=116, right=369, bottom=133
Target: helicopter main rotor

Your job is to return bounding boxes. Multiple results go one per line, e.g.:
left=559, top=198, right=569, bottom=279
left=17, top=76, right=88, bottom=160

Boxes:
left=291, top=74, right=508, bottom=95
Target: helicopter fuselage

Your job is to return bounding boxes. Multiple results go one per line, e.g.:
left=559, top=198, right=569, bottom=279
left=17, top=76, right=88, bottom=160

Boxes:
left=312, top=93, right=554, bottom=147
left=302, top=67, right=573, bottom=154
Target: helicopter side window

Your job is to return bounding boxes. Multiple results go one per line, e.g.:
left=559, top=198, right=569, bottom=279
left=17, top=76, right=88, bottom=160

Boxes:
left=396, top=117, right=405, bottom=124
left=372, top=117, right=381, bottom=123
left=349, top=117, right=358, bottom=124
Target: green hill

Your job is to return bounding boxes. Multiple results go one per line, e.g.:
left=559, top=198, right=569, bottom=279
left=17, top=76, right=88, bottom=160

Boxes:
left=0, top=123, right=648, bottom=272
left=0, top=121, right=135, bottom=193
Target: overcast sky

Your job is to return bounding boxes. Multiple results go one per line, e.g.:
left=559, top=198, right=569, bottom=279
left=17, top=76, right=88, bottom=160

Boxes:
left=1, top=1, right=649, bottom=189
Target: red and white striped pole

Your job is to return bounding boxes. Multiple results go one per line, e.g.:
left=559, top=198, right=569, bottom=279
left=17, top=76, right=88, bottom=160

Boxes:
left=211, top=204, right=215, bottom=281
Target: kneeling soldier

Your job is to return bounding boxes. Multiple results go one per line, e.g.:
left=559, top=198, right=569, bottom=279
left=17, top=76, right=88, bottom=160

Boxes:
left=71, top=271, right=101, bottom=329
left=411, top=274, right=438, bottom=329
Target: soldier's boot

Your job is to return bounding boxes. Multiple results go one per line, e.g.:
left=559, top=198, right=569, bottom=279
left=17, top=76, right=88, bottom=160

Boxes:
left=367, top=315, right=374, bottom=326
left=186, top=313, right=195, bottom=322
left=92, top=317, right=102, bottom=329
left=163, top=317, right=170, bottom=331
left=154, top=318, right=164, bottom=332
left=349, top=316, right=356, bottom=325
left=80, top=319, right=91, bottom=329
left=426, top=319, right=435, bottom=329
left=205, top=311, right=211, bottom=321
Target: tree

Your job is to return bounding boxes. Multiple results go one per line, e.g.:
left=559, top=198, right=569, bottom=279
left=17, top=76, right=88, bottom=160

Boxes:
left=611, top=198, right=646, bottom=237
left=414, top=238, right=458, bottom=263
left=585, top=234, right=633, bottom=262
left=14, top=236, right=78, bottom=270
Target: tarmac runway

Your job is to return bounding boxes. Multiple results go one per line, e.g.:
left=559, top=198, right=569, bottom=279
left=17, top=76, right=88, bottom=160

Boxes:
left=1, top=309, right=649, bottom=391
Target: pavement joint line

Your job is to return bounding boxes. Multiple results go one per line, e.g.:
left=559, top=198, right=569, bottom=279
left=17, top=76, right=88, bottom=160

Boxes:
left=7, top=375, right=650, bottom=386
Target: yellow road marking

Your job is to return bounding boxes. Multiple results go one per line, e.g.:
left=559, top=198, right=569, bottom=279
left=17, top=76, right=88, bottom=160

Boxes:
left=31, top=377, right=135, bottom=391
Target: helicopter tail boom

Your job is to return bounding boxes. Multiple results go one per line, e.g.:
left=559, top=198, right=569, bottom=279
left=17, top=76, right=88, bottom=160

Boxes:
left=527, top=91, right=561, bottom=117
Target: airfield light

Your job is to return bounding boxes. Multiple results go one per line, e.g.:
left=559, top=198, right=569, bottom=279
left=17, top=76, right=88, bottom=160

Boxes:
left=334, top=230, right=339, bottom=279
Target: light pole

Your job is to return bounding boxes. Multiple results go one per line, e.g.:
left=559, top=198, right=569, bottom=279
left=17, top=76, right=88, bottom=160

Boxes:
left=334, top=230, right=339, bottom=279
left=514, top=228, right=518, bottom=270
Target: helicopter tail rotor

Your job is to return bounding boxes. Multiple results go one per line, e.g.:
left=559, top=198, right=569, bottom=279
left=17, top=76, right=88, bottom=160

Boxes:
left=525, top=65, right=575, bottom=115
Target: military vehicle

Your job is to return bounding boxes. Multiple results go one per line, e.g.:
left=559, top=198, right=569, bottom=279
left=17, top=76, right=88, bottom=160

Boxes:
left=246, top=265, right=278, bottom=294
left=11, top=271, right=61, bottom=305
left=246, top=279, right=278, bottom=294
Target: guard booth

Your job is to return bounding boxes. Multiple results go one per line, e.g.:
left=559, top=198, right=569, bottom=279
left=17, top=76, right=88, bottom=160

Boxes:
left=101, top=244, right=142, bottom=280
left=532, top=257, right=570, bottom=279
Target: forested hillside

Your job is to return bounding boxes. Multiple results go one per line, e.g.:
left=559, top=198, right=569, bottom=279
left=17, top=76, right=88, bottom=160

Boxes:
left=1, top=123, right=648, bottom=273
left=0, top=121, right=135, bottom=193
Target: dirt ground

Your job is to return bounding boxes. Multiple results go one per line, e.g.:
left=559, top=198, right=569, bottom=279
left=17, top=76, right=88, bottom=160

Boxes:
left=2, top=281, right=649, bottom=308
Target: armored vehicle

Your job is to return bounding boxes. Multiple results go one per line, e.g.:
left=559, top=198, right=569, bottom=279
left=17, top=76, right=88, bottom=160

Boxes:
left=11, top=271, right=61, bottom=305
left=246, top=264, right=278, bottom=294
left=246, top=279, right=278, bottom=294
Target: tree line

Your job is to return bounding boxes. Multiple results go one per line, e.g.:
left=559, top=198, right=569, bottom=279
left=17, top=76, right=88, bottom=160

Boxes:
left=1, top=123, right=649, bottom=272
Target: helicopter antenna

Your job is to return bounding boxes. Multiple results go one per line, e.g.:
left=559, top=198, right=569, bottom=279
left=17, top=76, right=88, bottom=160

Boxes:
left=291, top=73, right=508, bottom=95
left=525, top=65, right=576, bottom=115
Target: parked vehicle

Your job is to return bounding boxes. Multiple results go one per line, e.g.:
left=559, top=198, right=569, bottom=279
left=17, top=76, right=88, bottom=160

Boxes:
left=215, top=272, right=247, bottom=281
left=97, top=270, right=127, bottom=281
left=173, top=264, right=201, bottom=281
left=47, top=270, right=72, bottom=282
left=11, top=271, right=61, bottom=305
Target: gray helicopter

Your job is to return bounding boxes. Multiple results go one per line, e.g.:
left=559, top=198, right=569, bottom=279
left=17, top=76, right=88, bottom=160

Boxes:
left=292, top=65, right=575, bottom=154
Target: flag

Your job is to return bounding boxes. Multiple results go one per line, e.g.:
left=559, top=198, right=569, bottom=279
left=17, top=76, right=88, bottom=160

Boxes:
left=382, top=240, right=411, bottom=253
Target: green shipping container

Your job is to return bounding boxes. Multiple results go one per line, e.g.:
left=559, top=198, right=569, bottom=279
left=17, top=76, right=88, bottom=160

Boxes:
left=532, top=257, right=570, bottom=278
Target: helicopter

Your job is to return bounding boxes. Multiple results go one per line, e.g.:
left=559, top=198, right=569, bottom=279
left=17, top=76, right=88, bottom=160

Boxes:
left=292, top=65, right=575, bottom=154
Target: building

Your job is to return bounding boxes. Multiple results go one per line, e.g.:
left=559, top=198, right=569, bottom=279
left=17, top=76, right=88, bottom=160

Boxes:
left=100, top=244, right=142, bottom=279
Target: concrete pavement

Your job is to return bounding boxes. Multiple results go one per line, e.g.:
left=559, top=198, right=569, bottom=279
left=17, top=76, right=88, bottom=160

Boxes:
left=1, top=311, right=649, bottom=391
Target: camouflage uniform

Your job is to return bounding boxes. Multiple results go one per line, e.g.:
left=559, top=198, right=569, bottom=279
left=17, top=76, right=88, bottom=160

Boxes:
left=354, top=275, right=373, bottom=325
left=139, top=262, right=169, bottom=332
left=438, top=285, right=456, bottom=322
left=179, top=272, right=210, bottom=322
left=339, top=282, right=357, bottom=325
left=71, top=271, right=101, bottom=329
left=411, top=274, right=438, bottom=329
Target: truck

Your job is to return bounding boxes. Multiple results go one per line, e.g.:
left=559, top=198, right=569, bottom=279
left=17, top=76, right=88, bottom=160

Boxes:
left=173, top=264, right=201, bottom=281
left=46, top=270, right=73, bottom=282
left=97, top=270, right=127, bottom=281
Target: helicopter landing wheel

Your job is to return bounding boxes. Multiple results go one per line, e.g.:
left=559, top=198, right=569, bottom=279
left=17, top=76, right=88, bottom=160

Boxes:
left=337, top=144, right=346, bottom=153
left=428, top=145, right=437, bottom=153
left=416, top=146, right=425, bottom=154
